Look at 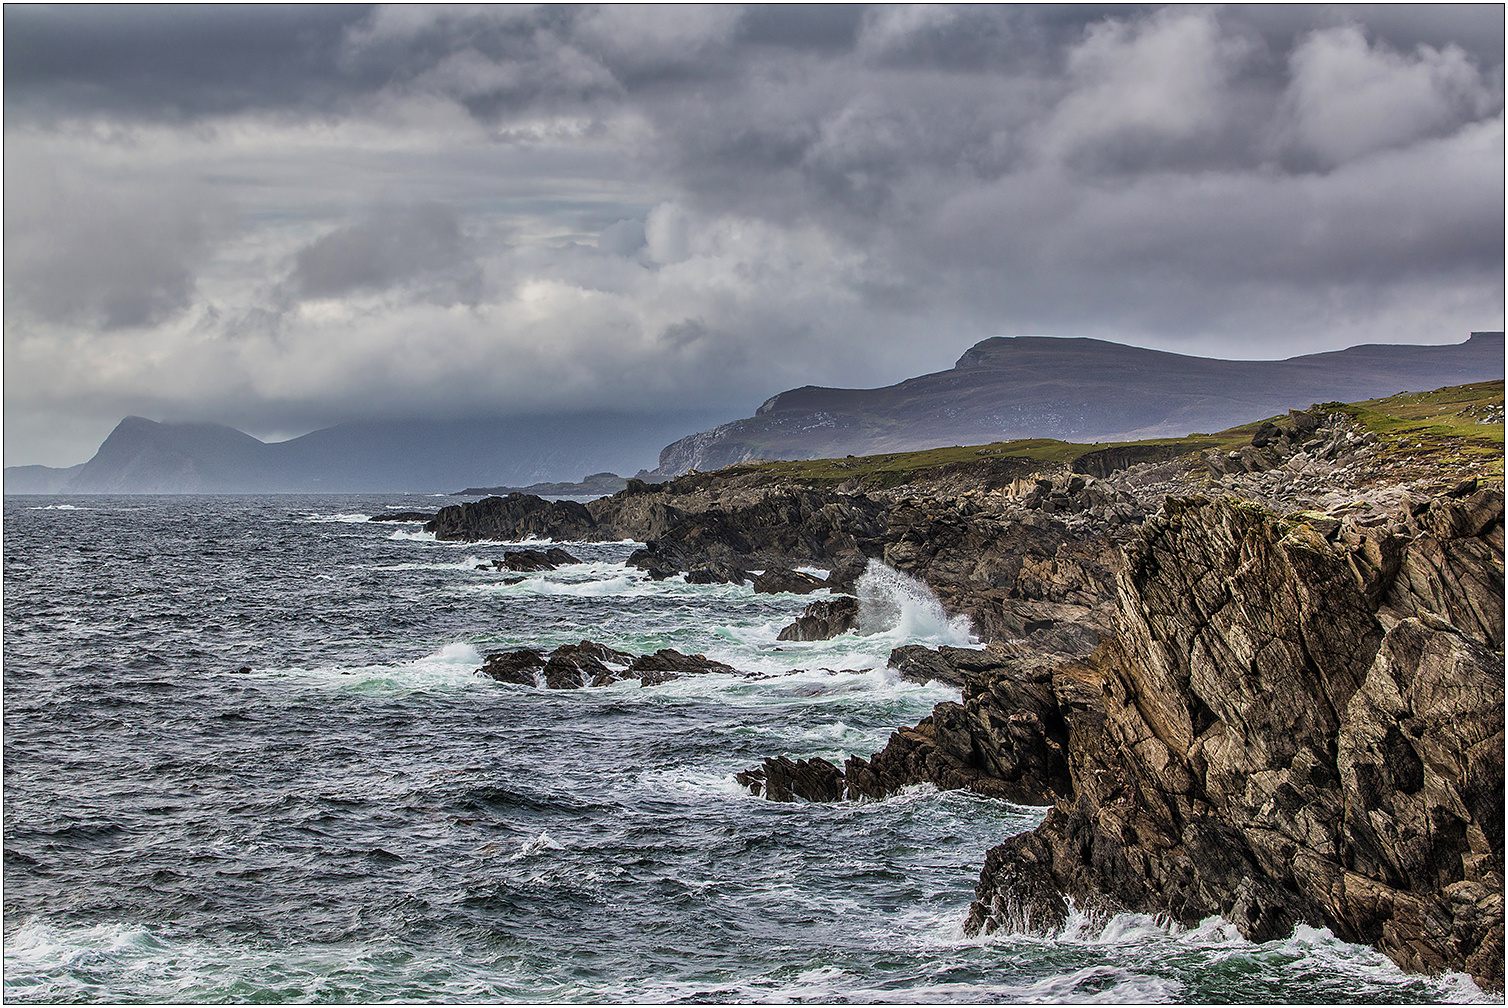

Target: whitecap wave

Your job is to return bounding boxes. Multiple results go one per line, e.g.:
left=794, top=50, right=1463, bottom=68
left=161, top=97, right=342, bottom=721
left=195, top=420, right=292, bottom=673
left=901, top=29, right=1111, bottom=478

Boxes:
left=254, top=641, right=485, bottom=694
left=507, top=830, right=566, bottom=861
left=26, top=503, right=89, bottom=510
left=302, top=512, right=373, bottom=523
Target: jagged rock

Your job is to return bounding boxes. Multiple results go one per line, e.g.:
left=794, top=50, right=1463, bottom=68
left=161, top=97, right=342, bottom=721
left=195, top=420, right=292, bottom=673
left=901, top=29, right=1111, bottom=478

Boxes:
left=961, top=492, right=1505, bottom=991
left=684, top=562, right=748, bottom=585
left=887, top=644, right=972, bottom=687
left=752, top=568, right=828, bottom=594
left=777, top=596, right=860, bottom=640
left=736, top=756, right=845, bottom=802
left=495, top=547, right=580, bottom=572
left=478, top=641, right=737, bottom=689
left=478, top=648, right=546, bottom=685
left=627, top=649, right=737, bottom=686
left=367, top=511, right=435, bottom=522
left=542, top=641, right=635, bottom=689
left=626, top=546, right=681, bottom=580
left=426, top=493, right=597, bottom=541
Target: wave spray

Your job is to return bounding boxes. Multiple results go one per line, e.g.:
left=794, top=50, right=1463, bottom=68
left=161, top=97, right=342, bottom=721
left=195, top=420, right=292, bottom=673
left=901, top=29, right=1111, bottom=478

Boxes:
left=855, top=559, right=975, bottom=646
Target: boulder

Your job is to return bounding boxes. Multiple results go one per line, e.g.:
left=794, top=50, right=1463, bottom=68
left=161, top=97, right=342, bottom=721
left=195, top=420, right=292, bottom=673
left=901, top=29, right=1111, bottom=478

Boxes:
left=684, top=562, right=749, bottom=585
left=478, top=648, right=546, bottom=685
left=495, top=547, right=581, bottom=572
left=627, top=649, right=737, bottom=686
left=777, top=596, right=860, bottom=641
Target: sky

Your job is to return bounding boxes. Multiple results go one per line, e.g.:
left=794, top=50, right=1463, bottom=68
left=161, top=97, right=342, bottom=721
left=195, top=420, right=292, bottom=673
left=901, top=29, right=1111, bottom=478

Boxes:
left=5, top=3, right=1504, bottom=467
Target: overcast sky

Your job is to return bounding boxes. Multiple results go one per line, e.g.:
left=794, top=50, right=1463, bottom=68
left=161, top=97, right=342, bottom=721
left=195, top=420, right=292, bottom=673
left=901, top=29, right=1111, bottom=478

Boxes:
left=5, top=4, right=1504, bottom=466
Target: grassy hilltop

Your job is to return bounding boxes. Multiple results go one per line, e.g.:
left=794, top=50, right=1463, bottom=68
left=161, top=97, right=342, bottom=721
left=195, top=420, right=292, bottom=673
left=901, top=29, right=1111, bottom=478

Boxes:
left=675, top=380, right=1503, bottom=493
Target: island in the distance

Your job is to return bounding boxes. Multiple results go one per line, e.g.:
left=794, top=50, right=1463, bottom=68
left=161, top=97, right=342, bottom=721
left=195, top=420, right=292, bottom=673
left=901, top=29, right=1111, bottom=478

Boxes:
left=452, top=472, right=629, bottom=497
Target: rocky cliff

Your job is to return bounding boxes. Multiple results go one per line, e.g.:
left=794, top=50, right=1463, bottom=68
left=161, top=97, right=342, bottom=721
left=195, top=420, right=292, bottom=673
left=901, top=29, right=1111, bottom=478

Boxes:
left=959, top=488, right=1504, bottom=989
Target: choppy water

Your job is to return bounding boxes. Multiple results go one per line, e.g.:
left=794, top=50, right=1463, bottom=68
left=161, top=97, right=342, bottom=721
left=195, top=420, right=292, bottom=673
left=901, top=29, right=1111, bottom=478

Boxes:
left=2, top=495, right=1490, bottom=1003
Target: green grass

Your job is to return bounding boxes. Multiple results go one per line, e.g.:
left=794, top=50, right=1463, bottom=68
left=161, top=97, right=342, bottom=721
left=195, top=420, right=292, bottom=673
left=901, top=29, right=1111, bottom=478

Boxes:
left=1320, top=380, right=1504, bottom=479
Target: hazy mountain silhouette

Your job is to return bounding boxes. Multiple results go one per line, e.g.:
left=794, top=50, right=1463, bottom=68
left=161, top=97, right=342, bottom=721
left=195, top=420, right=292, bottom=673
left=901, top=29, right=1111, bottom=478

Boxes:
left=6, top=411, right=726, bottom=494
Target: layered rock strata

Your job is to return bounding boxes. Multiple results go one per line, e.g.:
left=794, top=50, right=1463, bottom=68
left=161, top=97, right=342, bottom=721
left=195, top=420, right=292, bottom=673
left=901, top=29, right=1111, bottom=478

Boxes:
left=741, top=488, right=1505, bottom=990
left=961, top=488, right=1504, bottom=991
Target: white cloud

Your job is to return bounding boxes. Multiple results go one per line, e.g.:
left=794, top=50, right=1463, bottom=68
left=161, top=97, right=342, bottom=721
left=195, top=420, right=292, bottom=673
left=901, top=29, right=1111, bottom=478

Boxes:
left=1282, top=24, right=1498, bottom=165
left=1037, top=9, right=1249, bottom=165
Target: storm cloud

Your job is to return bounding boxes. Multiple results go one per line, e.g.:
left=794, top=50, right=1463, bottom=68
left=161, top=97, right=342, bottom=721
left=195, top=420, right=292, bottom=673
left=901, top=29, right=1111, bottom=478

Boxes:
left=4, top=4, right=1502, bottom=467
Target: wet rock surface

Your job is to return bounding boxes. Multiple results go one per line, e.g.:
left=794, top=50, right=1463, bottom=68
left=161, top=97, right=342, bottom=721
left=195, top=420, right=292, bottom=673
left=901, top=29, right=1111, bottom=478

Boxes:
left=735, top=756, right=845, bottom=802
left=475, top=547, right=581, bottom=572
left=777, top=596, right=860, bottom=641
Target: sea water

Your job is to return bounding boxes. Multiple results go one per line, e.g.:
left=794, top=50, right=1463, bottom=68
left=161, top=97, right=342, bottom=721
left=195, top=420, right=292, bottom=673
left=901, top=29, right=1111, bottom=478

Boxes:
left=2, top=495, right=1490, bottom=1003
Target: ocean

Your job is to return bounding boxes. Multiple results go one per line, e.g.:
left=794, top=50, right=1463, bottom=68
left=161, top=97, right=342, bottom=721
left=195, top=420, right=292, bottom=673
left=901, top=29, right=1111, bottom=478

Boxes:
left=2, top=495, right=1490, bottom=1003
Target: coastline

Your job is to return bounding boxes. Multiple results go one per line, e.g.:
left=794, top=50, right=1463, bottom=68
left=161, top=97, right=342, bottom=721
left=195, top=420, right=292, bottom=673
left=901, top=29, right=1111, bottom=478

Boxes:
left=422, top=384, right=1506, bottom=990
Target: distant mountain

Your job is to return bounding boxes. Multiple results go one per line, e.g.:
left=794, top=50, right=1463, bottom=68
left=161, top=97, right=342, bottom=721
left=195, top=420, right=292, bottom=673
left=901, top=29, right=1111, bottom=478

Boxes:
left=5, top=411, right=726, bottom=494
left=653, top=332, right=1506, bottom=476
left=3, top=463, right=86, bottom=494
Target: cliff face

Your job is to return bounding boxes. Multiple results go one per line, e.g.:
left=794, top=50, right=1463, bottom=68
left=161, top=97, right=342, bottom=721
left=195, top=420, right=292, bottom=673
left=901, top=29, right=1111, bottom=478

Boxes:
left=965, top=489, right=1503, bottom=989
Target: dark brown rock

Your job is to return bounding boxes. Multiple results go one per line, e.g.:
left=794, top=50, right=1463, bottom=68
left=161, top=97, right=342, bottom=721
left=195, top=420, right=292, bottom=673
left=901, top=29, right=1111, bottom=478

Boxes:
left=496, top=547, right=581, bottom=572
left=426, top=493, right=597, bottom=541
left=478, top=648, right=546, bottom=685
left=962, top=492, right=1504, bottom=991
left=684, top=562, right=748, bottom=585
left=627, top=649, right=737, bottom=686
left=541, top=640, right=635, bottom=689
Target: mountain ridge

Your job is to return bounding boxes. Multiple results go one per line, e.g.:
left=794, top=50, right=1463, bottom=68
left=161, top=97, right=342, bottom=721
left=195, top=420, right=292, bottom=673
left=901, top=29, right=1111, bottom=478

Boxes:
left=7, top=332, right=1502, bottom=494
left=655, top=331, right=1506, bottom=476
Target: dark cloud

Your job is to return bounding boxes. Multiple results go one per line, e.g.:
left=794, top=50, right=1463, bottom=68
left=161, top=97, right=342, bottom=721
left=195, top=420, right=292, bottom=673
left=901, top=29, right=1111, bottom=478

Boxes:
left=3, top=4, right=1502, bottom=467
left=3, top=4, right=370, bottom=120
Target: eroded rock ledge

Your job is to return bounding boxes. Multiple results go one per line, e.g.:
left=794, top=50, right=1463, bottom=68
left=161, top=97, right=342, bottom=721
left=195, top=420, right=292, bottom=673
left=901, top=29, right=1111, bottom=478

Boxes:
left=962, top=488, right=1504, bottom=991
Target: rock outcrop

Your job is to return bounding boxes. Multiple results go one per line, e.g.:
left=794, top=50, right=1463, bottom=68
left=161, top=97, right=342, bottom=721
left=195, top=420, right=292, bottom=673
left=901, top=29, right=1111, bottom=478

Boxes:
left=478, top=641, right=737, bottom=689
left=777, top=596, right=860, bottom=641
left=442, top=382, right=1503, bottom=987
left=494, top=547, right=580, bottom=572
left=954, top=490, right=1504, bottom=991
